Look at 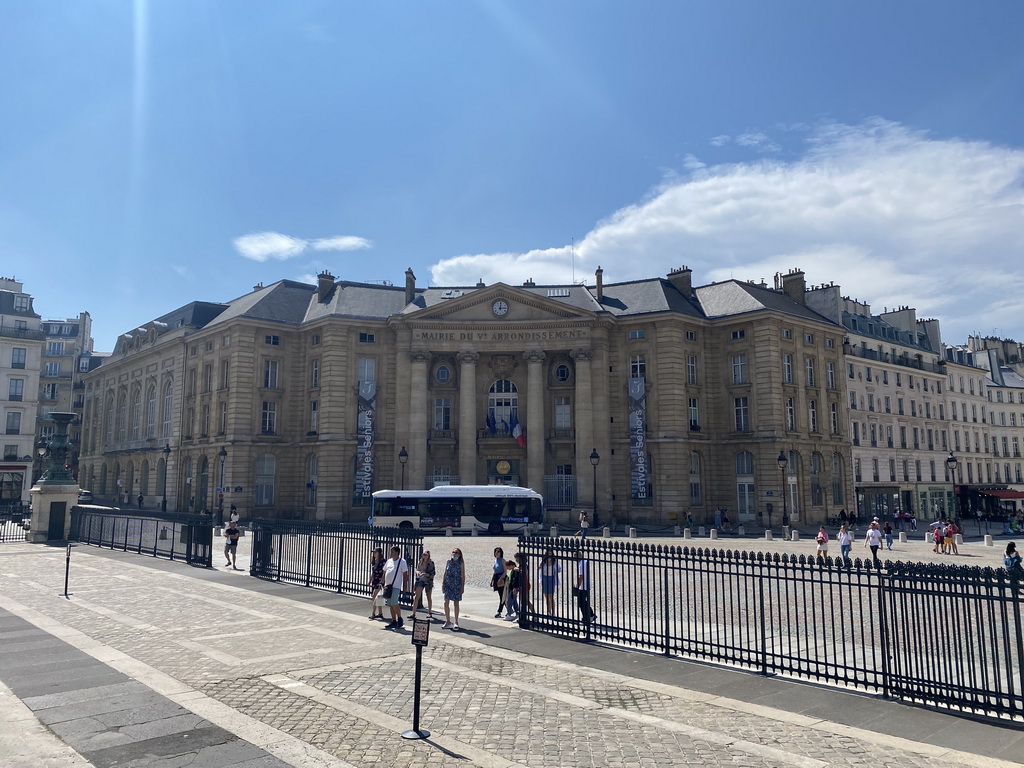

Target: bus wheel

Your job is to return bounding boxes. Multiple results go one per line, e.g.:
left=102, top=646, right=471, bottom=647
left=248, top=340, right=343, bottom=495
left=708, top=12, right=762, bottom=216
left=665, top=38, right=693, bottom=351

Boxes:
left=398, top=521, right=414, bottom=530
left=488, top=521, right=503, bottom=535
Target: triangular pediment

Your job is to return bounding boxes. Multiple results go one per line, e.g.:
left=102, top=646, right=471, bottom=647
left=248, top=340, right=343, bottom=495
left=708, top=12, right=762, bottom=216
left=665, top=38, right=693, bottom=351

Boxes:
left=401, top=283, right=591, bottom=323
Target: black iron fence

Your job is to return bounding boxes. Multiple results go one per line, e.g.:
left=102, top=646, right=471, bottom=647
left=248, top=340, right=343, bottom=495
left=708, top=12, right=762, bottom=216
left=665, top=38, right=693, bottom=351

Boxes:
left=249, top=519, right=424, bottom=605
left=516, top=537, right=1024, bottom=722
left=70, top=508, right=213, bottom=567
left=0, top=508, right=29, bottom=543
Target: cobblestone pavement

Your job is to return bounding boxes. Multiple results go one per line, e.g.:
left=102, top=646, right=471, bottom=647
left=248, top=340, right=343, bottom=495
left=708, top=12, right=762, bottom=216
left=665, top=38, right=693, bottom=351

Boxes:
left=0, top=541, right=1019, bottom=768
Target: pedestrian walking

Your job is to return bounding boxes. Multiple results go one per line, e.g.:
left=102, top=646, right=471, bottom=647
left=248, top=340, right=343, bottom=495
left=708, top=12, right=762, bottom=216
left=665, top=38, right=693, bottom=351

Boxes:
left=573, top=549, right=597, bottom=625
left=382, top=546, right=409, bottom=630
left=442, top=547, right=466, bottom=630
left=864, top=521, right=883, bottom=563
left=137, top=493, right=144, bottom=509
left=540, top=548, right=562, bottom=614
left=883, top=522, right=894, bottom=550
left=714, top=507, right=723, bottom=529
left=223, top=521, right=240, bottom=569
left=839, top=509, right=848, bottom=526
left=408, top=550, right=435, bottom=620
left=815, top=526, right=829, bottom=561
left=514, top=551, right=534, bottom=613
left=836, top=525, right=853, bottom=562
left=578, top=510, right=590, bottom=538
left=502, top=559, right=520, bottom=621
left=367, top=548, right=385, bottom=620
left=491, top=546, right=507, bottom=618
left=229, top=504, right=239, bottom=524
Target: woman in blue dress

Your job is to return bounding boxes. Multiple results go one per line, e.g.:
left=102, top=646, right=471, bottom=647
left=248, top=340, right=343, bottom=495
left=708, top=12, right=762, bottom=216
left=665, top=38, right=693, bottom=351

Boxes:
left=442, top=547, right=466, bottom=630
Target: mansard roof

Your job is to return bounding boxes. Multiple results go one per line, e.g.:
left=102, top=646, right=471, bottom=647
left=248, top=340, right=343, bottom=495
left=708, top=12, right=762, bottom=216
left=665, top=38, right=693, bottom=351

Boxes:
left=206, top=280, right=315, bottom=327
left=596, top=278, right=703, bottom=318
left=694, top=280, right=838, bottom=325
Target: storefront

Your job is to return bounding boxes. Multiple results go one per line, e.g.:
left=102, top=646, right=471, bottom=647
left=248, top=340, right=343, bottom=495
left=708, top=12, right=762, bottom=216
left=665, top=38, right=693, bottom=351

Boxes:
left=916, top=483, right=955, bottom=522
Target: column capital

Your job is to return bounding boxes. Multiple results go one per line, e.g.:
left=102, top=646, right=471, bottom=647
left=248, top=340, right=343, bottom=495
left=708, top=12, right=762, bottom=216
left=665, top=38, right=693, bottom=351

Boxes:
left=570, top=347, right=593, bottom=361
left=457, top=350, right=480, bottom=365
left=410, top=350, right=431, bottom=364
left=523, top=350, right=546, bottom=365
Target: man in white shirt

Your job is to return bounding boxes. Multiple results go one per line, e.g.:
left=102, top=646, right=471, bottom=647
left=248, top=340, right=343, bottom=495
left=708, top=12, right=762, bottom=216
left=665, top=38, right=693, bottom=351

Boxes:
left=383, top=546, right=409, bottom=630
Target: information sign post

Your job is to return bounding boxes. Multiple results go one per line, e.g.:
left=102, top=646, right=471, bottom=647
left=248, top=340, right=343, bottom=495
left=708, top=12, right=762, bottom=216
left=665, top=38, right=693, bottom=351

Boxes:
left=402, top=618, right=431, bottom=740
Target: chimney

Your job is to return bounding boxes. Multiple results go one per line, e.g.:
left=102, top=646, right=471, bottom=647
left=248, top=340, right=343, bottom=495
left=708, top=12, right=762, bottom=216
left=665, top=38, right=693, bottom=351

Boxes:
left=405, top=268, right=416, bottom=305
left=595, top=266, right=604, bottom=302
left=781, top=268, right=806, bottom=305
left=667, top=266, right=692, bottom=298
left=317, top=271, right=335, bottom=302
left=523, top=278, right=535, bottom=287
left=252, top=282, right=264, bottom=291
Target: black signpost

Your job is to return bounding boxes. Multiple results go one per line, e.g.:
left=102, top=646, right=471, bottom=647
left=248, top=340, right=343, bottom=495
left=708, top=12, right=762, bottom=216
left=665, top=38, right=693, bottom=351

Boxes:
left=402, top=617, right=431, bottom=740
left=62, top=543, right=74, bottom=598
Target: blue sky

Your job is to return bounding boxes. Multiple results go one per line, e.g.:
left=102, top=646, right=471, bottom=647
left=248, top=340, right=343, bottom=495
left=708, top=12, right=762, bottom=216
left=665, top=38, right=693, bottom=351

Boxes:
left=3, top=1, right=1023, bottom=349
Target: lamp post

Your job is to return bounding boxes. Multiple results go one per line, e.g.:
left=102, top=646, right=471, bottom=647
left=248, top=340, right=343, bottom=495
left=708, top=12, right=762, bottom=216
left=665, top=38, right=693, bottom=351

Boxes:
left=161, top=444, right=171, bottom=512
left=398, top=446, right=408, bottom=490
left=590, top=449, right=600, bottom=527
left=946, top=450, right=968, bottom=533
left=217, top=446, right=227, bottom=525
left=777, top=451, right=789, bottom=529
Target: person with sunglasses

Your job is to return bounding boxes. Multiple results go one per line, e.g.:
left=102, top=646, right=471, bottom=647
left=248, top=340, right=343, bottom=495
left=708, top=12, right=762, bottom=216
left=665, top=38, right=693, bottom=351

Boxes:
left=442, top=548, right=466, bottom=630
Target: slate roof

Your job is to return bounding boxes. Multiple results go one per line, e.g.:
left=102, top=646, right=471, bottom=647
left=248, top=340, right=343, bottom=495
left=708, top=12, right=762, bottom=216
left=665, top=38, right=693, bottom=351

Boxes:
left=205, top=280, right=315, bottom=327
left=694, top=280, right=838, bottom=325
left=596, top=278, right=703, bottom=318
left=0, top=289, right=40, bottom=319
left=842, top=311, right=934, bottom=352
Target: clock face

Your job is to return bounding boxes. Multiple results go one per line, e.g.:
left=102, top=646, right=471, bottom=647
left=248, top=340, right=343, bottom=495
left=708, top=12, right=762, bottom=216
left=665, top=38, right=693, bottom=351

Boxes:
left=492, top=300, right=509, bottom=317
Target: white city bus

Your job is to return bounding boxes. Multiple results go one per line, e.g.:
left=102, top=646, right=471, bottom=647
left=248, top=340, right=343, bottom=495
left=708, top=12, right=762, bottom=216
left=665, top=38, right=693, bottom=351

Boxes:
left=370, top=485, right=544, bottom=534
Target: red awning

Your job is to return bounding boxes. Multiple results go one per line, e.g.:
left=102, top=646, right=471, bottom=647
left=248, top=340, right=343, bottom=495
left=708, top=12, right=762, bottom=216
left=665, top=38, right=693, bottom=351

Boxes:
left=979, top=490, right=1024, bottom=499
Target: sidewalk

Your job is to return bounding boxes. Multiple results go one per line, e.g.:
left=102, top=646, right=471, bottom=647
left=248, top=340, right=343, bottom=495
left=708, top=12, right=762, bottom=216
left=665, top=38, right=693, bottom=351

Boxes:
left=0, top=540, right=1022, bottom=767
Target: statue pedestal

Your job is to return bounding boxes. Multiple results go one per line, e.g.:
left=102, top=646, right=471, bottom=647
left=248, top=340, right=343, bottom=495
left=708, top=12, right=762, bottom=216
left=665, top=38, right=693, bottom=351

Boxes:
left=28, top=483, right=79, bottom=543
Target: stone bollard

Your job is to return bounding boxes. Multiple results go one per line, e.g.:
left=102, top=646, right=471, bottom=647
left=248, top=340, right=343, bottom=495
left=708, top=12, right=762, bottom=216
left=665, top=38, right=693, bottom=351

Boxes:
left=765, top=530, right=774, bottom=541
left=674, top=525, right=681, bottom=536
left=737, top=525, right=745, bottom=536
left=629, top=527, right=638, bottom=539
left=603, top=526, right=611, bottom=538
left=445, top=527, right=453, bottom=537
left=924, top=533, right=931, bottom=543
left=683, top=528, right=692, bottom=540
left=985, top=534, right=993, bottom=547
left=899, top=532, right=907, bottom=543
left=698, top=526, right=706, bottom=537
left=791, top=530, right=800, bottom=542
left=471, top=527, right=478, bottom=537
left=550, top=525, right=559, bottom=538
left=710, top=529, right=719, bottom=540
left=955, top=533, right=963, bottom=546
left=783, top=525, right=791, bottom=539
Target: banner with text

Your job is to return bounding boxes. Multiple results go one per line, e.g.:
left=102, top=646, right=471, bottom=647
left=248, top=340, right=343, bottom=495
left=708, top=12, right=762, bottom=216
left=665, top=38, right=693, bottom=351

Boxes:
left=354, top=379, right=376, bottom=505
left=628, top=377, right=651, bottom=504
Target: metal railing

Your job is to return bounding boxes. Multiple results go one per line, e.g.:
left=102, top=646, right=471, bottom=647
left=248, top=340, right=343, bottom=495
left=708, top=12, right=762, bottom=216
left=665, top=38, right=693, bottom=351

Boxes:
left=515, top=537, right=1024, bottom=722
left=249, top=519, right=423, bottom=606
left=0, top=504, right=29, bottom=542
left=70, top=508, right=213, bottom=566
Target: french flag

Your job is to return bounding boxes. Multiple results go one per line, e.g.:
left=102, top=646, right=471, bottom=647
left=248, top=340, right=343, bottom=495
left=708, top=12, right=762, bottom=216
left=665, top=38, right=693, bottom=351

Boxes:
left=511, top=414, right=526, bottom=447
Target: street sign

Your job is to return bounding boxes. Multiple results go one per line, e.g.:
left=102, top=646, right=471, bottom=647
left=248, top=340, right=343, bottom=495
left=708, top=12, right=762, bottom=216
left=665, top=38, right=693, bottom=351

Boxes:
left=411, top=617, right=430, bottom=647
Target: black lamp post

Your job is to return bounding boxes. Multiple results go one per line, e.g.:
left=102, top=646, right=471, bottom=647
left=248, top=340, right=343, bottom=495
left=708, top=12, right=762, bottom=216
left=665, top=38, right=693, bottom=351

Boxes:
left=946, top=450, right=970, bottom=533
left=161, top=444, right=171, bottom=512
left=217, top=446, right=228, bottom=525
left=777, top=451, right=788, bottom=528
left=590, top=449, right=600, bottom=527
left=398, top=446, right=408, bottom=490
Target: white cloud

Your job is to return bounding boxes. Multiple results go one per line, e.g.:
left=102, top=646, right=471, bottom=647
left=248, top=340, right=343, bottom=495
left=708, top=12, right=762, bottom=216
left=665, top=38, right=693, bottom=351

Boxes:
left=736, top=131, right=781, bottom=153
left=709, top=135, right=731, bottom=147
left=233, top=231, right=372, bottom=262
left=429, top=119, right=1024, bottom=341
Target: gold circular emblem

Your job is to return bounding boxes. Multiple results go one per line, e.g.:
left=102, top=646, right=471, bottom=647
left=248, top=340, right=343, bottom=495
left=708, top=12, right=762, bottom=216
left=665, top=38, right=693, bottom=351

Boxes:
left=496, top=460, right=511, bottom=475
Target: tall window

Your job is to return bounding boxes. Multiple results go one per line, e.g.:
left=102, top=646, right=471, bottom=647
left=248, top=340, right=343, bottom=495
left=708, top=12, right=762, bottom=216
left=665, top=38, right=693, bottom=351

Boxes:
left=689, top=452, right=702, bottom=506
left=145, top=386, right=156, bottom=438
left=831, top=453, right=844, bottom=505
left=203, top=364, right=213, bottom=393
left=201, top=404, right=210, bottom=435
left=686, top=355, right=697, bottom=385
left=808, top=400, right=818, bottom=433
left=131, top=391, right=142, bottom=440
left=118, top=394, right=127, bottom=442
left=805, top=357, right=815, bottom=387
left=782, top=353, right=793, bottom=384
left=688, top=397, right=699, bottom=429
left=263, top=359, right=279, bottom=389
left=830, top=403, right=839, bottom=435
left=734, top=397, right=749, bottom=431
left=554, top=396, right=572, bottom=429
left=261, top=402, right=277, bottom=435
left=5, top=412, right=21, bottom=435
left=7, top=379, right=23, bottom=401
left=731, top=354, right=747, bottom=384
left=826, top=361, right=836, bottom=389
left=221, top=359, right=230, bottom=389
left=630, top=355, right=646, bottom=379
left=219, top=401, right=228, bottom=434
left=810, top=452, right=823, bottom=506
left=786, top=398, right=796, bottom=431
left=434, top=397, right=451, bottom=430
left=307, top=455, right=318, bottom=507
left=735, top=451, right=755, bottom=517
left=311, top=359, right=320, bottom=388
left=162, top=383, right=173, bottom=439
left=488, top=379, right=519, bottom=431
left=11, top=348, right=25, bottom=369
left=358, top=357, right=376, bottom=383
left=255, top=454, right=275, bottom=506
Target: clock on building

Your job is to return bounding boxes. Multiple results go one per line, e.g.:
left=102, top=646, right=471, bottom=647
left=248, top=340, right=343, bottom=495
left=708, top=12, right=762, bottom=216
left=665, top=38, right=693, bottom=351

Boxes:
left=496, top=460, right=511, bottom=475
left=491, top=300, right=509, bottom=317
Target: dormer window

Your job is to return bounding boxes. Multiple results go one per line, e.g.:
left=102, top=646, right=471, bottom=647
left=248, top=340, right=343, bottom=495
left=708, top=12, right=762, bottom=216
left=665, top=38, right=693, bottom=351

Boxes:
left=12, top=295, right=28, bottom=312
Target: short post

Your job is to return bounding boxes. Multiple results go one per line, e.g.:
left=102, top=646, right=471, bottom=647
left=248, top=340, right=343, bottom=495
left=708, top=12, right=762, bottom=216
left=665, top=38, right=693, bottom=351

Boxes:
left=985, top=534, right=993, bottom=547
left=710, top=529, right=718, bottom=540
left=737, top=525, right=745, bottom=536
left=402, top=618, right=431, bottom=740
left=445, top=527, right=453, bottom=537
left=698, top=526, right=706, bottom=537
left=924, top=533, right=931, bottom=543
left=471, top=527, right=478, bottom=537
left=62, top=543, right=73, bottom=599
left=783, top=525, right=791, bottom=539
left=765, top=530, right=774, bottom=541
left=683, top=528, right=692, bottom=540
left=955, top=533, right=963, bottom=546
left=602, top=526, right=611, bottom=538
left=790, top=530, right=800, bottom=542
left=674, top=525, right=681, bottom=536
left=628, top=527, right=637, bottom=539
left=550, top=525, right=559, bottom=538
left=898, top=532, right=907, bottom=543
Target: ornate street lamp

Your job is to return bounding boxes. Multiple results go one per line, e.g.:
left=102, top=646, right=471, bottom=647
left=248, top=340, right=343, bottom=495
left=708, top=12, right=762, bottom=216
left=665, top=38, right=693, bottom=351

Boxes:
left=161, top=444, right=171, bottom=512
left=945, top=451, right=969, bottom=532
left=777, top=451, right=789, bottom=528
left=590, top=449, right=600, bottom=527
left=398, top=446, right=408, bottom=490
left=217, top=446, right=228, bottom=525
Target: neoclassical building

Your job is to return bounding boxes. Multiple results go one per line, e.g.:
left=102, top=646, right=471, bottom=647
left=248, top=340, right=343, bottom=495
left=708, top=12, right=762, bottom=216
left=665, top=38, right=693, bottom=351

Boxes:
left=79, top=267, right=854, bottom=525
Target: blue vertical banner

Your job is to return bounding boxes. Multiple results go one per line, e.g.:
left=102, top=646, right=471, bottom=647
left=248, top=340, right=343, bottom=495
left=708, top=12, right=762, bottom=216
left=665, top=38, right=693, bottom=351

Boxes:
left=628, top=377, right=650, bottom=504
left=354, top=379, right=376, bottom=504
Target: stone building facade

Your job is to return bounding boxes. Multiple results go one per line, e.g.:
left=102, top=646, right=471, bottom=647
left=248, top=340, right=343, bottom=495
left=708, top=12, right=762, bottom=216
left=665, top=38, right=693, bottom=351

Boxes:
left=79, top=267, right=854, bottom=525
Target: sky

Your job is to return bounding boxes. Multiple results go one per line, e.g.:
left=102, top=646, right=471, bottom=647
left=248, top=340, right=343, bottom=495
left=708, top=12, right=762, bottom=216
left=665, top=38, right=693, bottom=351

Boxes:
left=2, top=1, right=1023, bottom=351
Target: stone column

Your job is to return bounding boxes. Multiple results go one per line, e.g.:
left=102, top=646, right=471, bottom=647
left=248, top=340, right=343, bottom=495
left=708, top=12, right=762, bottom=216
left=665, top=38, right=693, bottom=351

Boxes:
left=409, top=351, right=430, bottom=489
left=571, top=348, right=594, bottom=506
left=457, top=351, right=479, bottom=485
left=524, top=350, right=546, bottom=490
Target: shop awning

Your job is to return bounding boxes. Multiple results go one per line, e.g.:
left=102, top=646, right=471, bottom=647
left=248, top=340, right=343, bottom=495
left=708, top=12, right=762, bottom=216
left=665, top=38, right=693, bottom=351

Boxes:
left=979, top=490, right=1024, bottom=499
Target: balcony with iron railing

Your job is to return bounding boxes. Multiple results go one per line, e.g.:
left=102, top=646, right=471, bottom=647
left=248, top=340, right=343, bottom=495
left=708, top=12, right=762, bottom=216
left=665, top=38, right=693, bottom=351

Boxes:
left=0, top=326, right=45, bottom=341
left=844, top=344, right=946, bottom=374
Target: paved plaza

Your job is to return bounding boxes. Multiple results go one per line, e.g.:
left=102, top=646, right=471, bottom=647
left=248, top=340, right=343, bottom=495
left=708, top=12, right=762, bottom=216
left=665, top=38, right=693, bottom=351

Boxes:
left=0, top=532, right=1022, bottom=767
